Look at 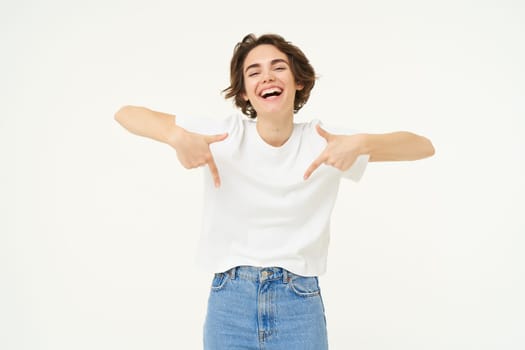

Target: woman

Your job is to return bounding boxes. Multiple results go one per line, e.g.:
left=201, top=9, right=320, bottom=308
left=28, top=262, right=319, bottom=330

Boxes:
left=115, top=33, right=434, bottom=350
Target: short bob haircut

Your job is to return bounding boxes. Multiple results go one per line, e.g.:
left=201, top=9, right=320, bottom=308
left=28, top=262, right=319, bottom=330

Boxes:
left=223, top=33, right=316, bottom=119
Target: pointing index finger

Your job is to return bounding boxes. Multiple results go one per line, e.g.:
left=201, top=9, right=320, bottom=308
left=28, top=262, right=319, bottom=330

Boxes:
left=304, top=154, right=326, bottom=180
left=207, top=157, right=221, bottom=188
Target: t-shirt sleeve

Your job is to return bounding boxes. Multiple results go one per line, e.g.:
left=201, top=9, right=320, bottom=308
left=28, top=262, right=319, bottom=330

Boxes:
left=318, top=121, right=369, bottom=182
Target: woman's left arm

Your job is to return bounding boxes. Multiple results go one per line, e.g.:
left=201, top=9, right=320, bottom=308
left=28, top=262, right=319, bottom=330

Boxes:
left=361, top=131, right=435, bottom=162
left=304, top=126, right=435, bottom=180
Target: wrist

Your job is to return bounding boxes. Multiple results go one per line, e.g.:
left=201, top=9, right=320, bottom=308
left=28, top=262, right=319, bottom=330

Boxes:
left=165, top=120, right=184, bottom=148
left=354, top=133, right=372, bottom=156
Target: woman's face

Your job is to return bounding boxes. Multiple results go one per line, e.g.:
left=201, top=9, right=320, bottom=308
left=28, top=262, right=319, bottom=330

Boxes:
left=242, top=44, right=303, bottom=117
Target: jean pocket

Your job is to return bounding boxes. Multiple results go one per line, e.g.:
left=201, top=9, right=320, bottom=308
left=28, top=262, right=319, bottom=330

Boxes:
left=210, top=272, right=229, bottom=291
left=288, top=276, right=321, bottom=297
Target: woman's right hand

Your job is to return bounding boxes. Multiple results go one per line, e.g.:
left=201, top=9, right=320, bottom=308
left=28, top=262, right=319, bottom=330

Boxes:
left=114, top=106, right=228, bottom=187
left=168, top=126, right=228, bottom=188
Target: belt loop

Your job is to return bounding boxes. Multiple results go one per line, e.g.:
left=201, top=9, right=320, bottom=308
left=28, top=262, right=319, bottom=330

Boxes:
left=283, top=269, right=288, bottom=283
left=229, top=266, right=237, bottom=280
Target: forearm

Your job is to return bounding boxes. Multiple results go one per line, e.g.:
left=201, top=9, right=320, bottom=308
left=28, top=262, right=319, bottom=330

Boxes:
left=114, top=105, right=179, bottom=146
left=361, top=132, right=435, bottom=162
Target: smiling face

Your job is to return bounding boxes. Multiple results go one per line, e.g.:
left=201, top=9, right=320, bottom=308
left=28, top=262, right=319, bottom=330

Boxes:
left=242, top=44, right=303, bottom=118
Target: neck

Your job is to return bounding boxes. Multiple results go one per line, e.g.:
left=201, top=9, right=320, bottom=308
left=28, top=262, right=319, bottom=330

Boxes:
left=256, top=111, right=294, bottom=147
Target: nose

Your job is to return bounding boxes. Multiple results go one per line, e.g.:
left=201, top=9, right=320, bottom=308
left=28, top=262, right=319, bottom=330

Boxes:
left=262, top=70, right=275, bottom=83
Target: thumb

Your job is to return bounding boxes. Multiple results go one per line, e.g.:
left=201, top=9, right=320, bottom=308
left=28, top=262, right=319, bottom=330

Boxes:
left=316, top=124, right=331, bottom=140
left=206, top=132, right=228, bottom=144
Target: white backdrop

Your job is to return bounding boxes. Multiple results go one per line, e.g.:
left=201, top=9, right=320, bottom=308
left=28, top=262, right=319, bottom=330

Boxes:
left=2, top=0, right=524, bottom=349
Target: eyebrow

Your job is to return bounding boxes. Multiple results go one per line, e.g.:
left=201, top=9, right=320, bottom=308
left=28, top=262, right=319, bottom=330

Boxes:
left=244, top=58, right=289, bottom=73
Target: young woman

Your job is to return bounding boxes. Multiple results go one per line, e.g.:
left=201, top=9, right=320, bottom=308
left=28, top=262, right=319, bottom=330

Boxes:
left=115, top=33, right=435, bottom=350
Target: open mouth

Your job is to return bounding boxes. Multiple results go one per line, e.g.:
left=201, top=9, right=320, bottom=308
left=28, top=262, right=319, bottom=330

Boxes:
left=260, top=88, right=283, bottom=99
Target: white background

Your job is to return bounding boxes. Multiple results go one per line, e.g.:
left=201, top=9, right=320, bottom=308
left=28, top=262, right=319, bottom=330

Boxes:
left=2, top=0, right=524, bottom=349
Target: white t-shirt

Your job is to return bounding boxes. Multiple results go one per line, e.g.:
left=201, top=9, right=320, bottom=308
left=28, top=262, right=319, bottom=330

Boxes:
left=176, top=114, right=368, bottom=276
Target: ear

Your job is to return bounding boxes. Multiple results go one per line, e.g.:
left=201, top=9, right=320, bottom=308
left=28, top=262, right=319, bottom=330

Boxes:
left=296, top=82, right=304, bottom=91
left=241, top=92, right=249, bottom=101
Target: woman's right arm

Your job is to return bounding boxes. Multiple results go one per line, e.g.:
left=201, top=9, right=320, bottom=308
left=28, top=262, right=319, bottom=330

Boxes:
left=114, top=105, right=179, bottom=145
left=114, top=105, right=228, bottom=187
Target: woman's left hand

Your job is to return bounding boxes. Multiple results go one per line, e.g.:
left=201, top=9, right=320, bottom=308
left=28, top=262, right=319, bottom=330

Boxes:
left=304, top=125, right=364, bottom=180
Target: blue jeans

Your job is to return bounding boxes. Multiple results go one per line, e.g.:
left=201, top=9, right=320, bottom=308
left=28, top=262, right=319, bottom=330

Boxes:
left=203, top=266, right=329, bottom=349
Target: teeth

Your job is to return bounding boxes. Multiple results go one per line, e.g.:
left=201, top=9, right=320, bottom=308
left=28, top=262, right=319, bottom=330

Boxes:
left=263, top=88, right=280, bottom=94
left=261, top=88, right=282, bottom=97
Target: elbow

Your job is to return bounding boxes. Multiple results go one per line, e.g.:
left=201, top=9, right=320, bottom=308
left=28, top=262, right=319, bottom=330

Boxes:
left=114, top=105, right=128, bottom=123
left=114, top=105, right=134, bottom=124
left=409, top=133, right=435, bottom=160
left=422, top=136, right=435, bottom=158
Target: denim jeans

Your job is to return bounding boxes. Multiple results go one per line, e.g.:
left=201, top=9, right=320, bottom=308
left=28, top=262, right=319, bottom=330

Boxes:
left=203, top=266, right=329, bottom=349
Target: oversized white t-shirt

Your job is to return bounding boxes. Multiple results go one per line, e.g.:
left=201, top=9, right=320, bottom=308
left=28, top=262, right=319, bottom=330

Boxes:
left=176, top=114, right=368, bottom=276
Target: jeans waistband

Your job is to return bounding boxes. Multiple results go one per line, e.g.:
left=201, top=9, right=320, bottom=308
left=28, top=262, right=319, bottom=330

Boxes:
left=222, top=266, right=295, bottom=283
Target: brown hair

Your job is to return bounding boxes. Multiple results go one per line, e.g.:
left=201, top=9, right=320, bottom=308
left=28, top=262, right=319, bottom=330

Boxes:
left=223, top=33, right=316, bottom=119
